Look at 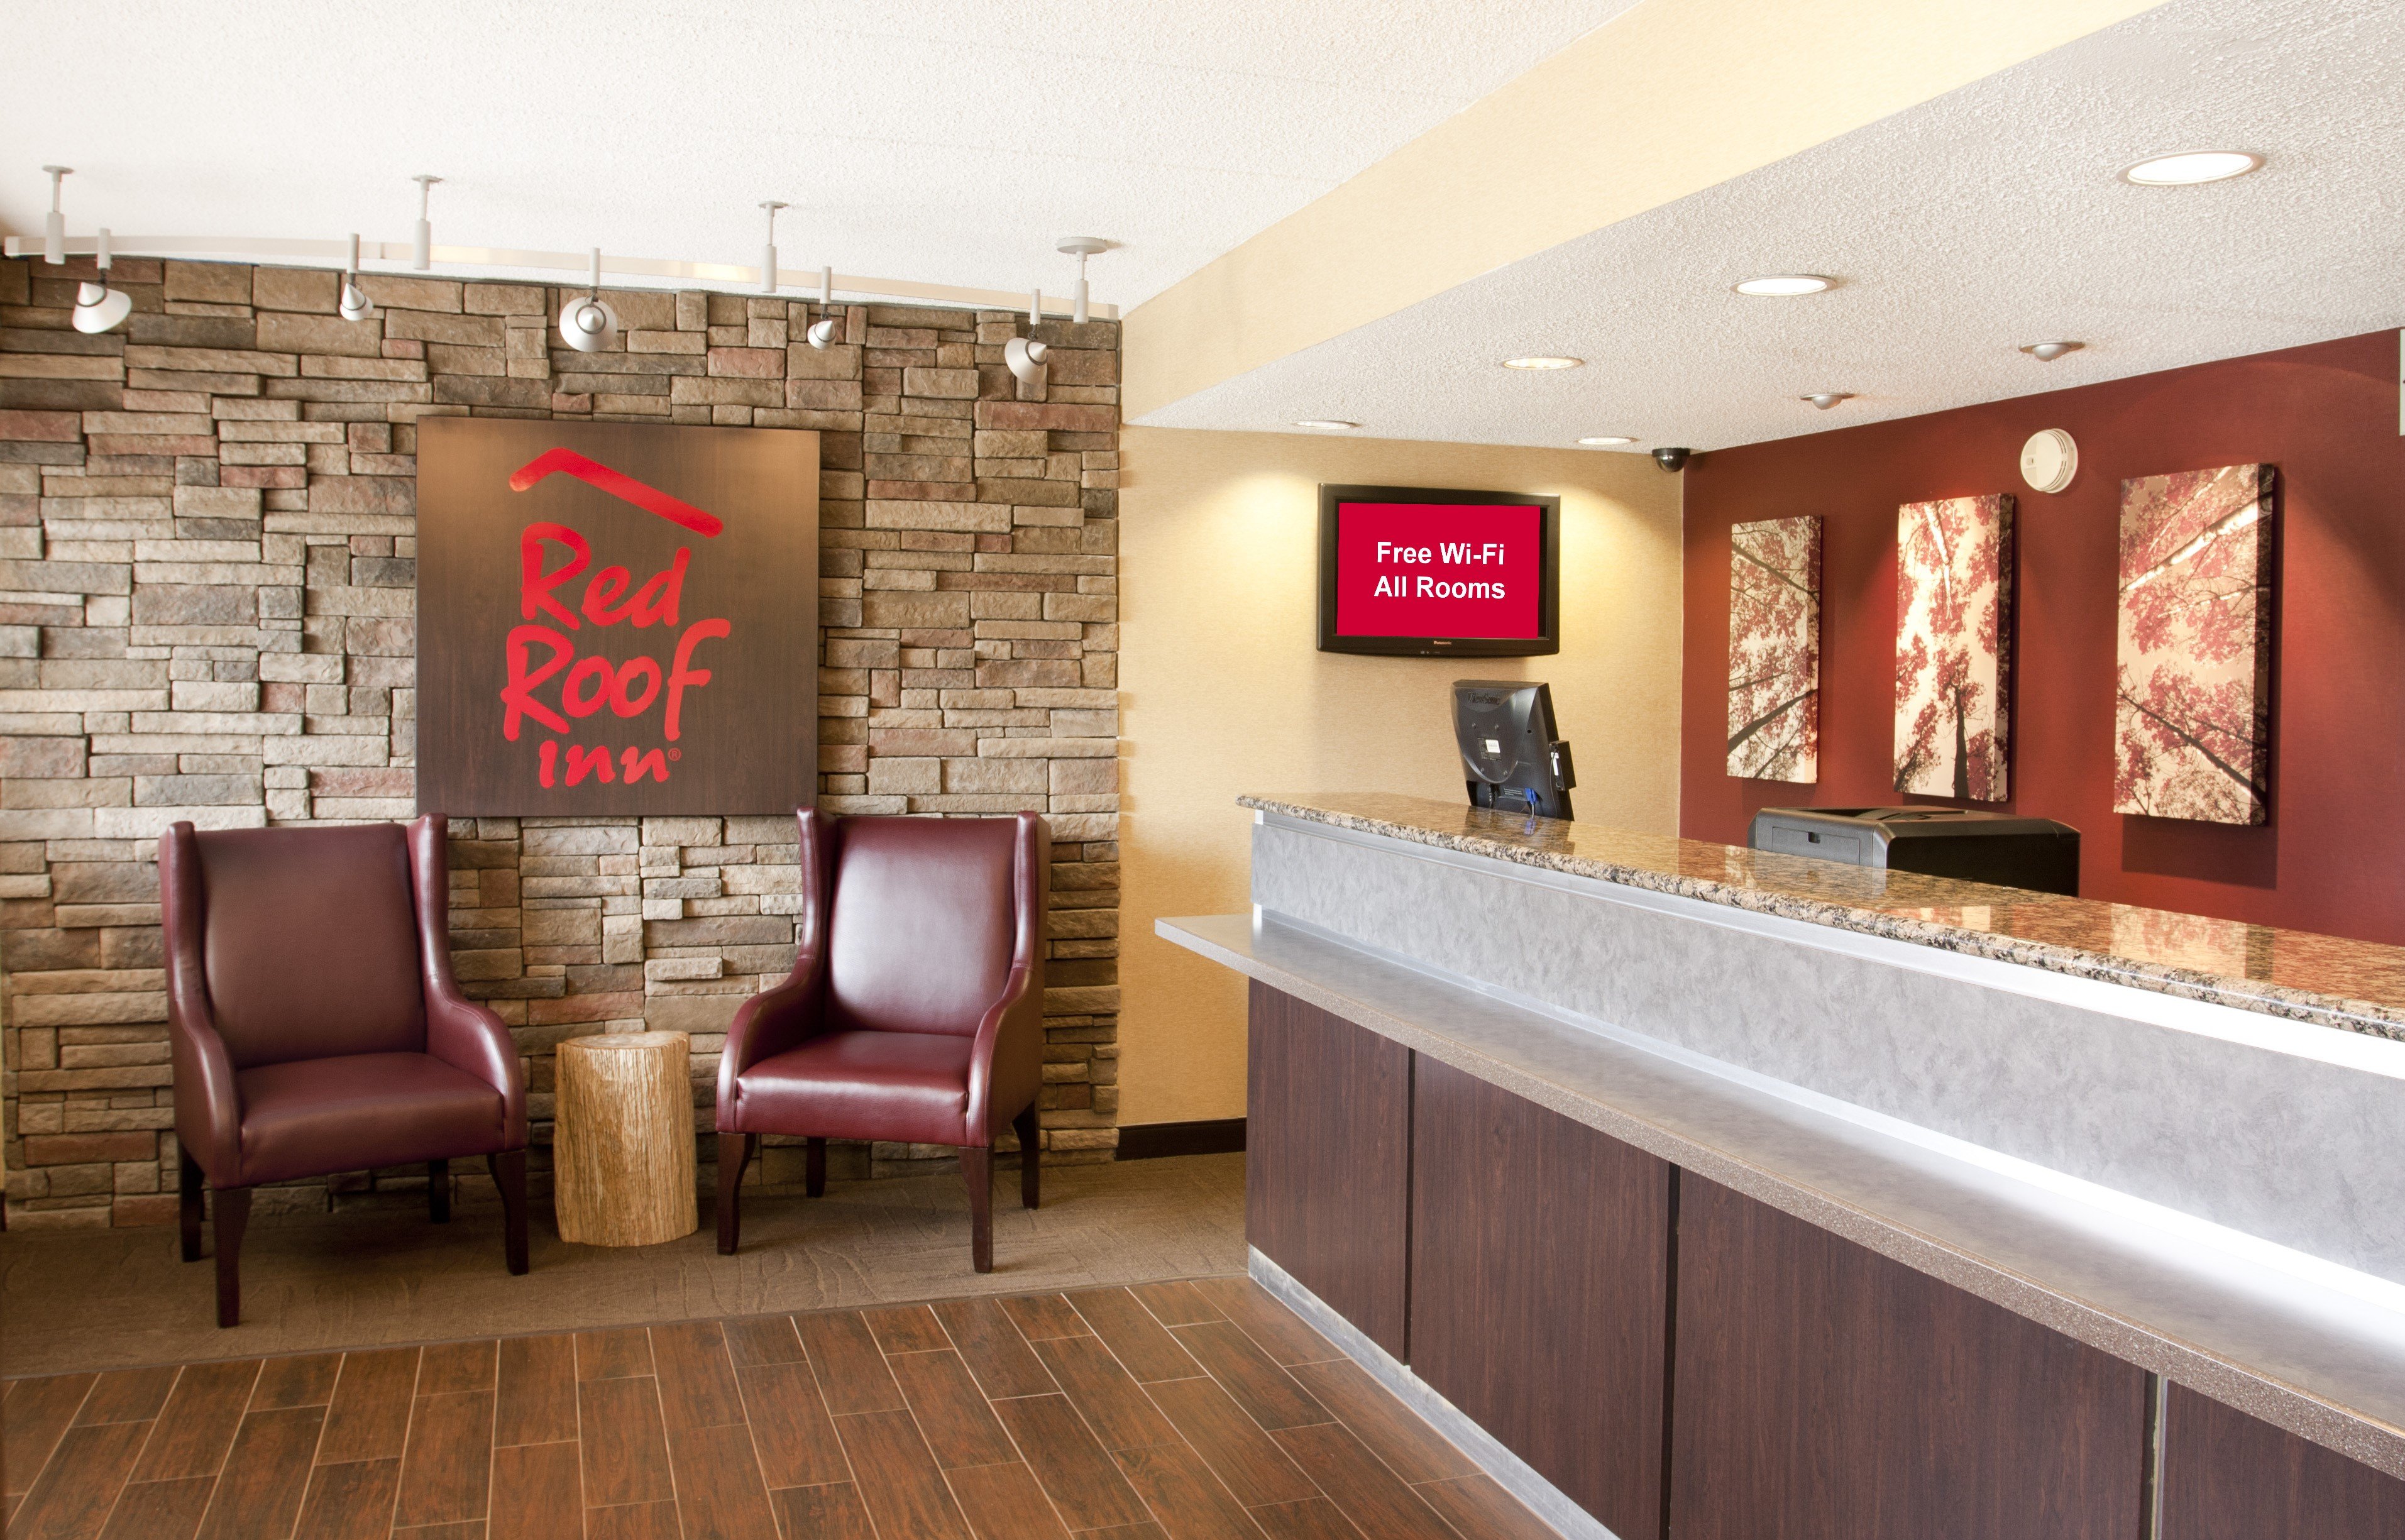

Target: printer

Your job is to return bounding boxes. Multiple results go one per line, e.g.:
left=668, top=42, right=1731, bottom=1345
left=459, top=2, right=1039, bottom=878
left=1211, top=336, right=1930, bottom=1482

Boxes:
left=1747, top=806, right=2080, bottom=896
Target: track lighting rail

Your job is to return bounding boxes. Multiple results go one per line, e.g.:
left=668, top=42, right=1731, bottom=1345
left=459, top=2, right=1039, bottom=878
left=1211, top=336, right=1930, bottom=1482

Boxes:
left=0, top=233, right=1120, bottom=319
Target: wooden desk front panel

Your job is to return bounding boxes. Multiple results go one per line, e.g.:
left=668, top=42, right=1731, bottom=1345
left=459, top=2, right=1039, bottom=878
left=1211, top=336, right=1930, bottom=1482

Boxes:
left=1409, top=1055, right=1673, bottom=1540
left=1668, top=1175, right=2150, bottom=1540
left=2159, top=1383, right=2405, bottom=1537
left=1245, top=980, right=1412, bottom=1360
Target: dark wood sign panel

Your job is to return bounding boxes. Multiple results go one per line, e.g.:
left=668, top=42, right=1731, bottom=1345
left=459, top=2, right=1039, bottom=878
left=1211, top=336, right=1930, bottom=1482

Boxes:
left=416, top=419, right=818, bottom=815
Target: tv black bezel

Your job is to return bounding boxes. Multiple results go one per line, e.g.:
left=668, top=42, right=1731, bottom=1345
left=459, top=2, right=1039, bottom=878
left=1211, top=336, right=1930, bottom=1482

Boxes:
left=1316, top=483, right=1562, bottom=658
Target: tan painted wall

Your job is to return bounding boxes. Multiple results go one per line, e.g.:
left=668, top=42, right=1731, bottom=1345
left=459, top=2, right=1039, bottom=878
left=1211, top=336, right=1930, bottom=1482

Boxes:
left=1115, top=428, right=1683, bottom=1125
left=1121, top=0, right=2159, bottom=419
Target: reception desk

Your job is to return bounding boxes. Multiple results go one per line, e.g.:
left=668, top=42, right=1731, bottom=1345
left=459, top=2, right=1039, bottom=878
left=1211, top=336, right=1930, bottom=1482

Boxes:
left=1159, top=793, right=2405, bottom=1540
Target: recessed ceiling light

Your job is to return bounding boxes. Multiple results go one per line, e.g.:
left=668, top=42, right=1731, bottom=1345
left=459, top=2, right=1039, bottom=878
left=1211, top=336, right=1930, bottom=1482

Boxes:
left=1734, top=274, right=1832, bottom=297
left=1501, top=356, right=1583, bottom=370
left=2119, top=150, right=2263, bottom=186
left=2019, top=341, right=2084, bottom=362
left=1801, top=393, right=1852, bottom=410
left=1578, top=436, right=1636, bottom=446
left=1295, top=419, right=1357, bottom=431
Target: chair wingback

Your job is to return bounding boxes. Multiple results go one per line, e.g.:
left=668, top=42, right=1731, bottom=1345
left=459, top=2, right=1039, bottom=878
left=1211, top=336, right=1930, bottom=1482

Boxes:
left=170, top=823, right=428, bottom=1069
left=824, top=815, right=1035, bottom=1037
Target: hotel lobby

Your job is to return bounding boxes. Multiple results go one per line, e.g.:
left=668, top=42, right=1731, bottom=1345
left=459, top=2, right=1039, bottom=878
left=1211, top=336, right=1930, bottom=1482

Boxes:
left=3, top=1, right=2403, bottom=1535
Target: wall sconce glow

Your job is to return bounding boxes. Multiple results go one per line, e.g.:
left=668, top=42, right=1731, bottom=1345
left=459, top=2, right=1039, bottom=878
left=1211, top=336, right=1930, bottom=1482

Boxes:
left=1004, top=287, right=1052, bottom=385
left=559, top=249, right=620, bottom=353
left=1801, top=392, right=1852, bottom=410
left=338, top=233, right=373, bottom=321
left=806, top=267, right=841, bottom=349
left=1578, top=436, right=1636, bottom=446
left=1502, top=356, right=1583, bottom=370
left=2120, top=150, right=2263, bottom=185
left=1296, top=420, right=1358, bottom=431
left=2019, top=341, right=2084, bottom=362
left=71, top=228, right=131, bottom=334
left=1734, top=275, right=1832, bottom=297
left=410, top=174, right=441, bottom=270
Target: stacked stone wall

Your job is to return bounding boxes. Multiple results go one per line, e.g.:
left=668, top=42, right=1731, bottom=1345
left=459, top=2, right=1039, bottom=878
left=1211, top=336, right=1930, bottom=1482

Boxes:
left=0, top=254, right=1121, bottom=1226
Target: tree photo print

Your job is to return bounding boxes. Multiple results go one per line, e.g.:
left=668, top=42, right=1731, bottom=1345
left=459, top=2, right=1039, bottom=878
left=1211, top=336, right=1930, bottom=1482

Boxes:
left=1893, top=493, right=2015, bottom=801
left=2113, top=464, right=2276, bottom=825
left=1725, top=516, right=1822, bottom=781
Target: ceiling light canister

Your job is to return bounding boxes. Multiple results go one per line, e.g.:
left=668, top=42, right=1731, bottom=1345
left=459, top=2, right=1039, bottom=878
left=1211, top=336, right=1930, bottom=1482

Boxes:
left=1296, top=419, right=1358, bottom=431
left=338, top=233, right=374, bottom=321
left=41, top=166, right=71, bottom=264
left=1578, top=436, right=1636, bottom=446
left=2020, top=341, right=2083, bottom=362
left=72, top=228, right=133, bottom=334
left=410, top=175, right=441, bottom=270
left=2120, top=150, right=2263, bottom=186
left=1802, top=392, right=1852, bottom=410
left=1057, top=236, right=1108, bottom=326
left=759, top=201, right=787, bottom=295
left=559, top=248, right=620, bottom=353
left=806, top=266, right=841, bottom=349
left=1502, top=356, right=1583, bottom=370
left=1004, top=287, right=1052, bottom=385
left=1735, top=275, right=1832, bottom=297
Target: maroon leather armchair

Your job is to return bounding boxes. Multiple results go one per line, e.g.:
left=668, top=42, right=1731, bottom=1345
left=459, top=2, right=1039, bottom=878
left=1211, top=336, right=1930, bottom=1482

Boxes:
left=715, top=811, right=1047, bottom=1272
left=162, top=816, right=529, bottom=1327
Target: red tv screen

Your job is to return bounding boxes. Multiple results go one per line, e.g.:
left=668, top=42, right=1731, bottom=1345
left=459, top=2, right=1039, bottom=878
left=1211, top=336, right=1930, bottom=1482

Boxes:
left=1318, top=487, right=1559, bottom=656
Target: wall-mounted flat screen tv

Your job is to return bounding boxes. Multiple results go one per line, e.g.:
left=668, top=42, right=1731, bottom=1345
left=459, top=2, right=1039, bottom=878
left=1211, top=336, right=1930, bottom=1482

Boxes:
left=1316, top=483, right=1561, bottom=657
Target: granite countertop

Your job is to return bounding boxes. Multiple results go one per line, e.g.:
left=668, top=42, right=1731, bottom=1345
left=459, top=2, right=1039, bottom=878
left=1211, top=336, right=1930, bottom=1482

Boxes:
left=1240, top=791, right=2405, bottom=1043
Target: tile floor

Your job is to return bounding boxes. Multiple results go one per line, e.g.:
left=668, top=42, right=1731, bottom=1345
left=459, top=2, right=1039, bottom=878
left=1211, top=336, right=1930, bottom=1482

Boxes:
left=2, top=1276, right=1558, bottom=1540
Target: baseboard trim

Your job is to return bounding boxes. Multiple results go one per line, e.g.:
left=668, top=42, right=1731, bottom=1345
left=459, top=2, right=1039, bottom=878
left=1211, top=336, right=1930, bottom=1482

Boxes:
left=1248, top=1246, right=1618, bottom=1540
left=1114, top=1118, right=1247, bottom=1160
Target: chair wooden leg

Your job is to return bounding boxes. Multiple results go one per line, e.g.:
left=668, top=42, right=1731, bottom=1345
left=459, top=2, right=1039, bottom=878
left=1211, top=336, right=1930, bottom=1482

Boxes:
left=212, top=1185, right=252, bottom=1328
left=488, top=1150, right=529, bottom=1276
left=179, top=1148, right=206, bottom=1262
left=427, top=1158, right=451, bottom=1224
left=1013, top=1104, right=1040, bottom=1211
left=964, top=1144, right=995, bottom=1273
left=717, top=1132, right=756, bottom=1256
left=805, top=1136, right=826, bottom=1199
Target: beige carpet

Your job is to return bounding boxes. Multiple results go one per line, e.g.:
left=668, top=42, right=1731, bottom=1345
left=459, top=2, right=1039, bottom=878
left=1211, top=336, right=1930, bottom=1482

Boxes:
left=0, top=1153, right=1246, bottom=1377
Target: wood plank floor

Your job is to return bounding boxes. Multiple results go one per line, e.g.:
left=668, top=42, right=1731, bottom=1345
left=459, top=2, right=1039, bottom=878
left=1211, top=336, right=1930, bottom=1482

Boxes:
left=2, top=1277, right=1559, bottom=1540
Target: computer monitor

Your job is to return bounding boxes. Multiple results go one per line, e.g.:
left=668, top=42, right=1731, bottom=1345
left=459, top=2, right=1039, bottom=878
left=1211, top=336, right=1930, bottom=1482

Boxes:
left=1453, top=679, right=1577, bottom=820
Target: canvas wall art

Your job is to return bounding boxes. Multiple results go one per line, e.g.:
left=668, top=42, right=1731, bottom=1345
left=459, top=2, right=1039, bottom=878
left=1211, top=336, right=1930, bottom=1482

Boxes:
left=2113, top=463, right=2275, bottom=824
left=1893, top=493, right=2014, bottom=800
left=1726, top=516, right=1821, bottom=781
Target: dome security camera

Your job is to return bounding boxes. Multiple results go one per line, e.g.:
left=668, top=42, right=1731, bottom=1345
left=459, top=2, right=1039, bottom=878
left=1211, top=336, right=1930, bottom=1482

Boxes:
left=1653, top=447, right=1692, bottom=473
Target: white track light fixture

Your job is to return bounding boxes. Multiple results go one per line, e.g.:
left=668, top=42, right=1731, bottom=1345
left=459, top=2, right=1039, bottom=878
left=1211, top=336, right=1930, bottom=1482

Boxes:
left=411, top=175, right=441, bottom=270
left=1004, top=287, right=1051, bottom=385
left=338, top=233, right=374, bottom=321
left=559, top=249, right=620, bottom=352
left=72, top=228, right=132, bottom=334
left=806, top=266, right=841, bottom=349
left=758, top=201, right=787, bottom=295
left=41, top=166, right=72, bottom=263
left=1057, top=236, right=1107, bottom=324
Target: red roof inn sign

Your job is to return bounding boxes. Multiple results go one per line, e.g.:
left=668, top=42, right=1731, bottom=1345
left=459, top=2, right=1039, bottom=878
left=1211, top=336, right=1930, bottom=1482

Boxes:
left=417, top=419, right=819, bottom=815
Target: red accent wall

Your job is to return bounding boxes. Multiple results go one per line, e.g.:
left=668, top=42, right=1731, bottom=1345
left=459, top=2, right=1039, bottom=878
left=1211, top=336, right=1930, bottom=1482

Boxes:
left=1679, top=328, right=2405, bottom=943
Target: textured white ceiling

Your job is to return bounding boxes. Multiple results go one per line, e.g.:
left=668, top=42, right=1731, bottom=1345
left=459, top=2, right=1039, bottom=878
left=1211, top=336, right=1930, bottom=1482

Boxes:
left=0, top=0, right=1640, bottom=306
left=1138, top=0, right=2405, bottom=452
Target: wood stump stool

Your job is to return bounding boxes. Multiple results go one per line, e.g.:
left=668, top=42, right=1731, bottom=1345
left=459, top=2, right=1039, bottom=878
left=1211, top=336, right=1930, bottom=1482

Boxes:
left=554, top=1031, right=698, bottom=1246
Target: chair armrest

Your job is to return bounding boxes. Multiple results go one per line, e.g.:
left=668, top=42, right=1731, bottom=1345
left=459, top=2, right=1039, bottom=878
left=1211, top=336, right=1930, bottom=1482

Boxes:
left=410, top=816, right=528, bottom=1147
left=160, top=822, right=242, bottom=1180
left=716, top=808, right=834, bottom=1126
left=965, top=961, right=1044, bottom=1141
